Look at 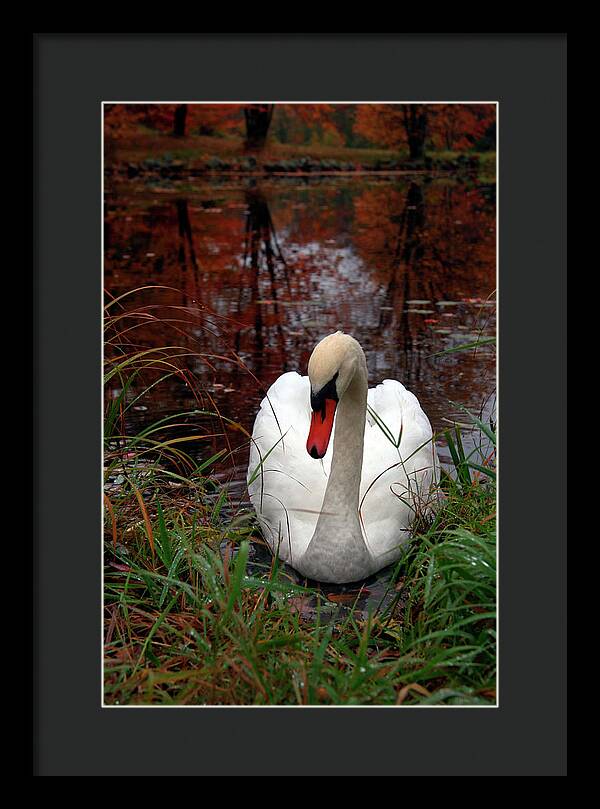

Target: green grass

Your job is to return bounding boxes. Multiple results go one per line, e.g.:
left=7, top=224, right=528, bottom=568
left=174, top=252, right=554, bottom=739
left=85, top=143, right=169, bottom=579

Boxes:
left=105, top=127, right=496, bottom=179
left=108, top=131, right=406, bottom=166
left=104, top=473, right=496, bottom=706
left=108, top=129, right=405, bottom=167
left=103, top=294, right=497, bottom=706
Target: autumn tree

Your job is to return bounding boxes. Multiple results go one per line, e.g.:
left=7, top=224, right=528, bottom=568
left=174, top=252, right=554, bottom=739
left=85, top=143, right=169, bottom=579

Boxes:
left=106, top=103, right=273, bottom=149
left=428, top=104, right=495, bottom=151
left=104, top=103, right=149, bottom=137
left=106, top=103, right=351, bottom=151
left=354, top=105, right=429, bottom=160
left=243, top=104, right=344, bottom=150
left=242, top=105, right=274, bottom=151
left=173, top=104, right=188, bottom=137
left=104, top=104, right=245, bottom=140
left=278, top=104, right=345, bottom=146
left=354, top=104, right=495, bottom=158
left=403, top=107, right=429, bottom=160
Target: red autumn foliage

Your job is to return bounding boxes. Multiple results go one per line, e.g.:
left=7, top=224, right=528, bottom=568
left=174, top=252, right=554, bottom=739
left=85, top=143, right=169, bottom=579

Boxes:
left=354, top=103, right=495, bottom=155
left=105, top=103, right=348, bottom=150
left=104, top=103, right=245, bottom=138
left=105, top=103, right=495, bottom=158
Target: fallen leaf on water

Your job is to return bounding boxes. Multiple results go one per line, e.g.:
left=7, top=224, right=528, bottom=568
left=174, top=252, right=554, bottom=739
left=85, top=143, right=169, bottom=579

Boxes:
left=326, top=590, right=369, bottom=604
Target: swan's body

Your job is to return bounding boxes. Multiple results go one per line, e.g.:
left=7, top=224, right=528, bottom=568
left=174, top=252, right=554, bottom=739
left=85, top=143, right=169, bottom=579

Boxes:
left=247, top=333, right=438, bottom=583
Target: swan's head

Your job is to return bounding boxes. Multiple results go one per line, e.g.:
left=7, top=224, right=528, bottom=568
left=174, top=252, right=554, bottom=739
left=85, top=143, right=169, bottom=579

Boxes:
left=306, top=331, right=365, bottom=459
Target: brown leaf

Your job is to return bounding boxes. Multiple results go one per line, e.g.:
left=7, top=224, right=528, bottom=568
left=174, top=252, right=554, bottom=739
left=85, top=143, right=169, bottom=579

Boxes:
left=396, top=682, right=431, bottom=704
left=132, top=483, right=155, bottom=557
left=326, top=593, right=356, bottom=604
left=110, top=561, right=132, bottom=572
left=104, top=494, right=118, bottom=549
left=326, top=589, right=369, bottom=604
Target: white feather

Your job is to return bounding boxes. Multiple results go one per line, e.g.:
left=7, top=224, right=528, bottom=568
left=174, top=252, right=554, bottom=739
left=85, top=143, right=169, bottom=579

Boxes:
left=247, top=372, right=438, bottom=574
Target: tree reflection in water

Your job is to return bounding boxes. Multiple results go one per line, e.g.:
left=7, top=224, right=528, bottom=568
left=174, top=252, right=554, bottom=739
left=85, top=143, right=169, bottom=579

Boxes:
left=236, top=186, right=290, bottom=379
left=104, top=176, right=496, bottom=481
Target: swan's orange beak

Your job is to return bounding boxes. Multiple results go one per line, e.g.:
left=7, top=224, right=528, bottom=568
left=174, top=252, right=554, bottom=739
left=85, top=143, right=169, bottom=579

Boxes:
left=307, top=399, right=337, bottom=459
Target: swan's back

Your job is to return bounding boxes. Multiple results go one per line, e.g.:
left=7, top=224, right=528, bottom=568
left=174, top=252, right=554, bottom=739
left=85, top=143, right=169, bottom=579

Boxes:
left=247, top=373, right=438, bottom=572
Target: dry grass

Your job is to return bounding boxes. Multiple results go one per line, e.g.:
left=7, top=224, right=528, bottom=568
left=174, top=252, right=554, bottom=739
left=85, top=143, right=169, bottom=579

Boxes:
left=103, top=290, right=497, bottom=706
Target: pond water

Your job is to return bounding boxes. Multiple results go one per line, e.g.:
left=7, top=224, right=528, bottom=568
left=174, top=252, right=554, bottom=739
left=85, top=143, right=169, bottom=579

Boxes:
left=104, top=173, right=496, bottom=616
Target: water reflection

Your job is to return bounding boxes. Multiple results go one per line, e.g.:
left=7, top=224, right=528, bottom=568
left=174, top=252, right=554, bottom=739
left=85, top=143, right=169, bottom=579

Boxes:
left=377, top=181, right=427, bottom=375
left=238, top=536, right=404, bottom=624
left=237, top=186, right=290, bottom=375
left=104, top=175, right=496, bottom=490
left=175, top=198, right=200, bottom=306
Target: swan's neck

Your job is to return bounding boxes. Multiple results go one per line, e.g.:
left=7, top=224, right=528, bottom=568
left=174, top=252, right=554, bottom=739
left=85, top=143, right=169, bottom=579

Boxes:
left=325, top=371, right=367, bottom=517
left=300, top=359, right=373, bottom=582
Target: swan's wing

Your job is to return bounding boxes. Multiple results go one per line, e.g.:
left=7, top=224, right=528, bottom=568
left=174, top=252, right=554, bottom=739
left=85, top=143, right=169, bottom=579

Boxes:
left=361, top=380, right=438, bottom=564
left=247, top=372, right=330, bottom=564
left=248, top=374, right=438, bottom=570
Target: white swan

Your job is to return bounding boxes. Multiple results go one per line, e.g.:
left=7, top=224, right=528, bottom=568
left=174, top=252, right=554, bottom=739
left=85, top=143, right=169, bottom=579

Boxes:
left=247, top=332, right=438, bottom=583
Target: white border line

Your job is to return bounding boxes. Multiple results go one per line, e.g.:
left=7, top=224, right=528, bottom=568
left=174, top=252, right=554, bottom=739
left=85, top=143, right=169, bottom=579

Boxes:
left=101, top=101, right=499, bottom=709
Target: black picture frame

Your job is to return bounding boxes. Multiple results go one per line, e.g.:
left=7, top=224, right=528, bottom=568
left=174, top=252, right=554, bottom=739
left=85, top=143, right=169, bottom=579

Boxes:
left=33, top=33, right=566, bottom=776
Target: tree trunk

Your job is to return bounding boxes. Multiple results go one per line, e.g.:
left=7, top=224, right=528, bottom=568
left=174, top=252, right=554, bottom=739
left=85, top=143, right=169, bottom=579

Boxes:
left=244, top=105, right=274, bottom=151
left=173, top=104, right=187, bottom=137
left=403, top=105, right=428, bottom=162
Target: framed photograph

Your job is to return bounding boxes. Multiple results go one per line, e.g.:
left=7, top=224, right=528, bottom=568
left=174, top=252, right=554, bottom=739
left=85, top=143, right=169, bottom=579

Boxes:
left=33, top=33, right=566, bottom=776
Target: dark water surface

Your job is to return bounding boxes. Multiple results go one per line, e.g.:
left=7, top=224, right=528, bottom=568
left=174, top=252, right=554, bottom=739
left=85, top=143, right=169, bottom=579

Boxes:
left=105, top=173, right=496, bottom=614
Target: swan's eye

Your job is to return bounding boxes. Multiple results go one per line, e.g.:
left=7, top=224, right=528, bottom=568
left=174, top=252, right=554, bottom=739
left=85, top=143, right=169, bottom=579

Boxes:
left=310, top=372, right=339, bottom=416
